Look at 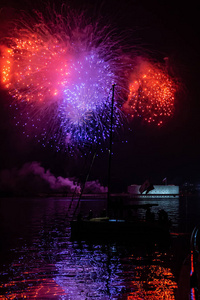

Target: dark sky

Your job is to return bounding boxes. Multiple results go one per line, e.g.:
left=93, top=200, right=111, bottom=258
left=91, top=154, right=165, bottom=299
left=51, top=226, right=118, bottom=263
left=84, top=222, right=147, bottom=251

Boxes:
left=0, top=0, right=199, bottom=192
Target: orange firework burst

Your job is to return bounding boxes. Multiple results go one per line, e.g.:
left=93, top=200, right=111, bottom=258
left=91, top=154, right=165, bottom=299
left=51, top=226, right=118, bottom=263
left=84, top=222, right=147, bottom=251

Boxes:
left=0, top=30, right=68, bottom=105
left=0, top=9, right=130, bottom=150
left=123, top=59, right=177, bottom=126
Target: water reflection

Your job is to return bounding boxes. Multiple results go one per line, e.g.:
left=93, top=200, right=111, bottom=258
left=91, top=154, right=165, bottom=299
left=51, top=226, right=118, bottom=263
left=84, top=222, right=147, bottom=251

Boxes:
left=54, top=244, right=177, bottom=299
left=55, top=244, right=123, bottom=299
left=0, top=198, right=178, bottom=299
left=0, top=278, right=66, bottom=299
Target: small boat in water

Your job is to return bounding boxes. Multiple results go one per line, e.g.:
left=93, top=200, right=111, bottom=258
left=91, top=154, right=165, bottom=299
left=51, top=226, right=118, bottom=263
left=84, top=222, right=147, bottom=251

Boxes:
left=70, top=85, right=171, bottom=245
left=70, top=214, right=171, bottom=244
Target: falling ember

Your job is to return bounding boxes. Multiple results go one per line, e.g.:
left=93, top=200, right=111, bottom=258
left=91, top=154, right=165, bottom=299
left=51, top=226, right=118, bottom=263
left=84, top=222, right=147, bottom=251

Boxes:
left=123, top=59, right=177, bottom=126
left=0, top=9, right=129, bottom=150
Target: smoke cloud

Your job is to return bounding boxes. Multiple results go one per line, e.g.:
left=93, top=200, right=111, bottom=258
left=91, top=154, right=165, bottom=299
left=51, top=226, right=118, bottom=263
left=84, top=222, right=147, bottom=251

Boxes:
left=0, top=162, right=107, bottom=196
left=84, top=180, right=107, bottom=194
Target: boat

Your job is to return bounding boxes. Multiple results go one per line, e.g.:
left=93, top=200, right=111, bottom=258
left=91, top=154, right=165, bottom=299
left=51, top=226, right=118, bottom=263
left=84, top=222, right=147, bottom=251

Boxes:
left=70, top=211, right=171, bottom=244
left=175, top=227, right=199, bottom=300
left=70, top=85, right=171, bottom=244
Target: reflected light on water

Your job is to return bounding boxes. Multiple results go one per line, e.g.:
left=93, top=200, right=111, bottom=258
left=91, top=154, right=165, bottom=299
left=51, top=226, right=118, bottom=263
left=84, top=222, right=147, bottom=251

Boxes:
left=53, top=245, right=177, bottom=299
left=54, top=244, right=124, bottom=299
left=0, top=278, right=65, bottom=299
left=126, top=265, right=177, bottom=299
left=0, top=245, right=177, bottom=299
left=0, top=198, right=178, bottom=299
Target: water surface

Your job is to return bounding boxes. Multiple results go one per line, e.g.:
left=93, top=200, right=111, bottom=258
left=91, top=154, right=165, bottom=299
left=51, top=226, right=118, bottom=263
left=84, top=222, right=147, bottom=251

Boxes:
left=0, top=196, right=198, bottom=299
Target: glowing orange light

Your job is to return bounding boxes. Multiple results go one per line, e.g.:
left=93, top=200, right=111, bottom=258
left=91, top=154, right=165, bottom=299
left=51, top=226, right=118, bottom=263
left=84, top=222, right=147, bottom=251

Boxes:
left=123, top=60, right=177, bottom=126
left=0, top=278, right=66, bottom=299
left=123, top=264, right=177, bottom=299
left=0, top=33, right=68, bottom=104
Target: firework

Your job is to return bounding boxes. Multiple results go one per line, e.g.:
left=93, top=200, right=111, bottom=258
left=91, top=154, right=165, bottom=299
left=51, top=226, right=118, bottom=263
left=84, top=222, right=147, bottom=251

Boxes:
left=0, top=9, right=128, bottom=150
left=123, top=59, right=176, bottom=126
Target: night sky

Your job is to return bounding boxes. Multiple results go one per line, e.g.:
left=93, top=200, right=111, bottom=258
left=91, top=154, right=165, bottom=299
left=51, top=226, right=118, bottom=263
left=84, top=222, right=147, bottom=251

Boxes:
left=0, top=0, right=199, bottom=193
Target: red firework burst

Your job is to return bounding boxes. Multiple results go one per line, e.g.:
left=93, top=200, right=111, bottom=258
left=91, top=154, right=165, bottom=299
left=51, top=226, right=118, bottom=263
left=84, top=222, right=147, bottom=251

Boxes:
left=123, top=59, right=177, bottom=126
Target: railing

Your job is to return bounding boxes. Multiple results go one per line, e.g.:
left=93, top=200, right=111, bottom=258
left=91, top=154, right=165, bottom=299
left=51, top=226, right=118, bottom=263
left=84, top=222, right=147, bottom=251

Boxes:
left=190, top=227, right=199, bottom=300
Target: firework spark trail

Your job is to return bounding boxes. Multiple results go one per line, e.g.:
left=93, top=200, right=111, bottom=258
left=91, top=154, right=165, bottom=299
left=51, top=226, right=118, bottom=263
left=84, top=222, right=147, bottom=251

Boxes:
left=123, top=59, right=177, bottom=126
left=0, top=9, right=129, bottom=150
left=0, top=9, right=177, bottom=151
